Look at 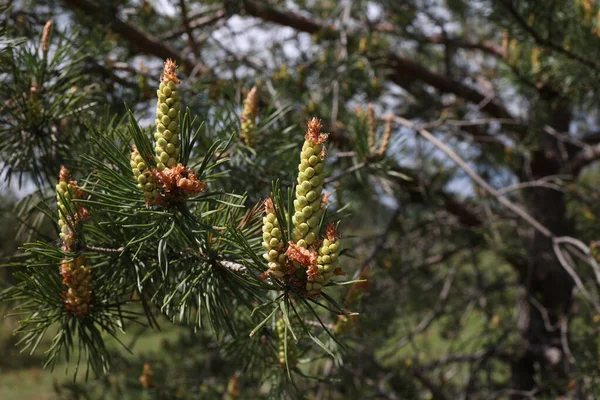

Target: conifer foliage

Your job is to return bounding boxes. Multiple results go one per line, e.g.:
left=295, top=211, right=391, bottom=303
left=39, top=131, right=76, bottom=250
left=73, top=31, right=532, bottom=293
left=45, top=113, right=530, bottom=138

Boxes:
left=2, top=17, right=354, bottom=393
left=6, top=1, right=600, bottom=398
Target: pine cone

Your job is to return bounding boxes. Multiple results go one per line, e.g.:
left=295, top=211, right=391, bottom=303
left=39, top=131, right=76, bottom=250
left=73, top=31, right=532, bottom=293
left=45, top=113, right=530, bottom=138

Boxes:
left=56, top=167, right=88, bottom=250
left=61, top=256, right=92, bottom=318
left=130, top=146, right=159, bottom=204
left=240, top=86, right=258, bottom=147
left=306, top=223, right=339, bottom=294
left=154, top=59, right=181, bottom=172
left=292, top=118, right=328, bottom=248
left=262, top=199, right=286, bottom=278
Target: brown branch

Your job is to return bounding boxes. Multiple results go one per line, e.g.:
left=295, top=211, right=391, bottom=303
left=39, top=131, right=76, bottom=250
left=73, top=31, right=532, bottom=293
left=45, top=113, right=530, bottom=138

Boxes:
left=411, top=369, right=451, bottom=400
left=395, top=115, right=553, bottom=238
left=63, top=0, right=203, bottom=74
left=161, top=9, right=226, bottom=41
left=178, top=0, right=201, bottom=60
left=242, top=0, right=514, bottom=120
left=564, top=142, right=600, bottom=175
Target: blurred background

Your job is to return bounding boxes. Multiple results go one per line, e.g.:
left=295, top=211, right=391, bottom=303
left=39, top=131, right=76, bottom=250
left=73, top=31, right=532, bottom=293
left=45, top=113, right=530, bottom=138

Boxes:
left=3, top=0, right=600, bottom=398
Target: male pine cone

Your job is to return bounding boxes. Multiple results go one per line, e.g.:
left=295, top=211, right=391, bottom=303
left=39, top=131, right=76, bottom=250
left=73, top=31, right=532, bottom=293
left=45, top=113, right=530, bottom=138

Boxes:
left=130, top=146, right=159, bottom=203
left=262, top=199, right=286, bottom=278
left=56, top=167, right=88, bottom=250
left=154, top=59, right=181, bottom=172
left=292, top=118, right=328, bottom=248
left=60, top=256, right=92, bottom=318
left=56, top=171, right=78, bottom=247
left=306, top=223, right=340, bottom=294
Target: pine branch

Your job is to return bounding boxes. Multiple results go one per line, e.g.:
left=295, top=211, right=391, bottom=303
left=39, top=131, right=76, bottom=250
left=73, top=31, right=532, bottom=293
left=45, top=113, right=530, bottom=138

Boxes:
left=500, top=0, right=600, bottom=72
left=242, top=0, right=514, bottom=120
left=63, top=0, right=203, bottom=74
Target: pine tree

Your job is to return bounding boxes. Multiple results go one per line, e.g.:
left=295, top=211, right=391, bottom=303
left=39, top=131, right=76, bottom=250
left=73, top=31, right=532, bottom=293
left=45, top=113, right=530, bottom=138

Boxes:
left=3, top=1, right=600, bottom=398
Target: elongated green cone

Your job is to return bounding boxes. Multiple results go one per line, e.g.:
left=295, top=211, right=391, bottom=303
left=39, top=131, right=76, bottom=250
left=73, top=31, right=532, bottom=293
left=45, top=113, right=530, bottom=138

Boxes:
left=131, top=146, right=159, bottom=204
left=306, top=223, right=340, bottom=294
left=292, top=118, right=328, bottom=248
left=262, top=199, right=286, bottom=278
left=154, top=59, right=181, bottom=172
left=276, top=318, right=297, bottom=368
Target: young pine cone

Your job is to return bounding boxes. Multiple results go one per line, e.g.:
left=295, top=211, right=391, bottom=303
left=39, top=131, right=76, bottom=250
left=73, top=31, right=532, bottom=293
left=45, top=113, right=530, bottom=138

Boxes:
left=154, top=59, right=181, bottom=172
left=56, top=167, right=88, bottom=250
left=262, top=199, right=286, bottom=278
left=130, top=146, right=159, bottom=204
left=61, top=256, right=92, bottom=318
left=292, top=118, right=328, bottom=248
left=306, top=223, right=340, bottom=294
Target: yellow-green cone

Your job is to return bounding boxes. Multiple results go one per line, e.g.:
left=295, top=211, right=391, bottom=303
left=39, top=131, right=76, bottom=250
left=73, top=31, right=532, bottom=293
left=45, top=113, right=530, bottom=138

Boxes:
left=276, top=317, right=297, bottom=368
left=130, top=146, right=159, bottom=203
left=240, top=86, right=258, bottom=147
left=292, top=118, right=328, bottom=248
left=306, top=223, right=340, bottom=294
left=262, top=199, right=286, bottom=278
left=154, top=59, right=181, bottom=172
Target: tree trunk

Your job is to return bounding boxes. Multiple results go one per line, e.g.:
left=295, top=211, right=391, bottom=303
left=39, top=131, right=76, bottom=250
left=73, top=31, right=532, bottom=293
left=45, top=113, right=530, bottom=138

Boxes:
left=511, top=96, right=574, bottom=397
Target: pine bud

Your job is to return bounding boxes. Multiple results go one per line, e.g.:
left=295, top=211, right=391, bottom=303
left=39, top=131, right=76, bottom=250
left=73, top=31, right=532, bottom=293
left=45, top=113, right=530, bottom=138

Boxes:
left=154, top=59, right=181, bottom=172
left=262, top=199, right=286, bottom=278
left=292, top=118, right=328, bottom=247
left=367, top=103, right=375, bottom=151
left=502, top=30, right=509, bottom=60
left=130, top=146, right=159, bottom=205
left=531, top=47, right=540, bottom=71
left=306, top=223, right=340, bottom=295
left=139, top=362, right=154, bottom=389
left=240, top=86, right=258, bottom=147
left=41, top=20, right=53, bottom=55
left=508, top=39, right=520, bottom=66
left=61, top=256, right=92, bottom=318
left=377, top=114, right=393, bottom=156
left=226, top=375, right=240, bottom=400
left=334, top=314, right=356, bottom=335
left=276, top=317, right=297, bottom=369
left=56, top=167, right=89, bottom=251
left=359, top=36, right=367, bottom=54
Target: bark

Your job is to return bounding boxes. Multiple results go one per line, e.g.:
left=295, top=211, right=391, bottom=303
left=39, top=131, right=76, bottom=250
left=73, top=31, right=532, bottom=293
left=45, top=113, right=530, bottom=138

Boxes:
left=512, top=96, right=574, bottom=397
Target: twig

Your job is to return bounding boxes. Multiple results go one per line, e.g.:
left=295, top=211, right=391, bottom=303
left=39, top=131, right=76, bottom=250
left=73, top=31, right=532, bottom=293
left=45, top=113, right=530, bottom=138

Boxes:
left=496, top=178, right=566, bottom=196
left=355, top=207, right=400, bottom=277
left=419, top=117, right=522, bottom=130
left=83, top=245, right=125, bottom=254
left=397, top=265, right=457, bottom=348
left=178, top=0, right=201, bottom=60
left=162, top=9, right=226, bottom=41
left=395, top=115, right=553, bottom=238
left=325, top=161, right=367, bottom=184
left=218, top=260, right=248, bottom=274
left=554, top=236, right=600, bottom=287
left=552, top=241, right=600, bottom=313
